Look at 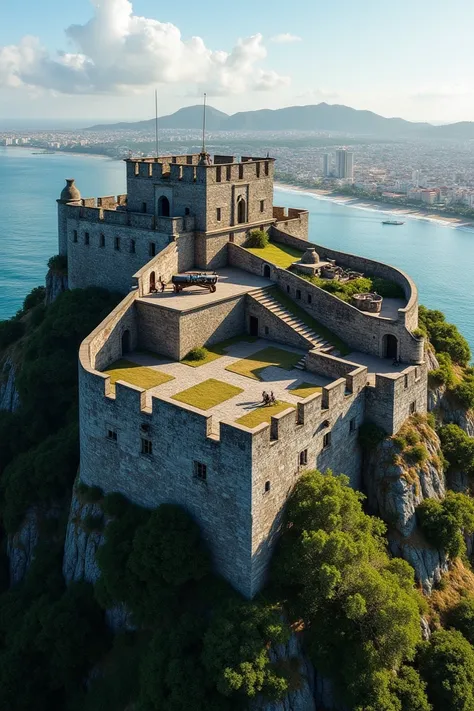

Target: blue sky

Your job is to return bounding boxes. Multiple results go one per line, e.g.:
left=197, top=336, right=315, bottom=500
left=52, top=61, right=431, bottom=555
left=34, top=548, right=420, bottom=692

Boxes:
left=0, top=0, right=473, bottom=122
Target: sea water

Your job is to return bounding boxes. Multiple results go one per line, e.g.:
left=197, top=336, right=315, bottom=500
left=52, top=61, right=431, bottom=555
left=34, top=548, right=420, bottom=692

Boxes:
left=1, top=147, right=473, bottom=352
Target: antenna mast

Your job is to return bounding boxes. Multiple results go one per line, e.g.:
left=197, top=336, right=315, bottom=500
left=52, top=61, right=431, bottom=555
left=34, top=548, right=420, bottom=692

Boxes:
left=154, top=89, right=159, bottom=158
left=202, top=92, right=207, bottom=153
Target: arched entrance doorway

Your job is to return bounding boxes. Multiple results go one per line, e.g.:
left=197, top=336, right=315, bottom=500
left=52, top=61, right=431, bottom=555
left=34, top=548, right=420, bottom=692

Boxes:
left=121, top=330, right=131, bottom=355
left=158, top=195, right=170, bottom=217
left=263, top=264, right=271, bottom=278
left=383, top=334, right=398, bottom=360
left=149, top=271, right=156, bottom=293
left=237, top=197, right=246, bottom=224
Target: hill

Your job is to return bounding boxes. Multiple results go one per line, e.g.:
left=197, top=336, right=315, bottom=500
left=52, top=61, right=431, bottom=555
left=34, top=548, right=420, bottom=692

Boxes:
left=88, top=104, right=228, bottom=131
left=87, top=102, right=474, bottom=139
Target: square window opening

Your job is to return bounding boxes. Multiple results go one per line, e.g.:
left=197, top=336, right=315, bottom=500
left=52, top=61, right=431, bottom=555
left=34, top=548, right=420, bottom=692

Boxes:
left=410, top=401, right=416, bottom=415
left=107, top=429, right=117, bottom=441
left=114, top=237, right=120, bottom=251
left=323, top=432, right=332, bottom=449
left=149, top=242, right=156, bottom=257
left=130, top=239, right=136, bottom=253
left=100, top=233, right=105, bottom=248
left=296, top=289, right=301, bottom=300
left=299, top=449, right=308, bottom=466
left=264, top=480, right=271, bottom=493
left=84, top=232, right=90, bottom=246
left=216, top=207, right=222, bottom=222
left=260, top=199, right=265, bottom=213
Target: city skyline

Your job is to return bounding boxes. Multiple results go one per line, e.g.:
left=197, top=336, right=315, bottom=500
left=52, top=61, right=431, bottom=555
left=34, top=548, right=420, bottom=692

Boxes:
left=1, top=0, right=474, bottom=123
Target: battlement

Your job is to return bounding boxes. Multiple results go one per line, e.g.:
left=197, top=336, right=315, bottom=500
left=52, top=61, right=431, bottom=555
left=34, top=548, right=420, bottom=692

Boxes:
left=125, top=154, right=275, bottom=186
left=66, top=201, right=195, bottom=234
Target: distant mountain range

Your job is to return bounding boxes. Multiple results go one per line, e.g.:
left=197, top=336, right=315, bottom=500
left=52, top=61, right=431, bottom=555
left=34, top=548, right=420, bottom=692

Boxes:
left=87, top=103, right=474, bottom=139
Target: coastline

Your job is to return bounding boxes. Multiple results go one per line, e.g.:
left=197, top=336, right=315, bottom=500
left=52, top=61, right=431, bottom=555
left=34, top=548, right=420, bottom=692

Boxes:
left=275, top=182, right=474, bottom=231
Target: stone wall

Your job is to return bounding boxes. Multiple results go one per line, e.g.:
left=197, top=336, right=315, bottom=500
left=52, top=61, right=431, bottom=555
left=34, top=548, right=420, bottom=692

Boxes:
left=134, top=234, right=194, bottom=296
left=228, top=244, right=423, bottom=364
left=366, top=363, right=428, bottom=434
left=272, top=208, right=309, bottom=240
left=179, top=297, right=246, bottom=359
left=86, top=291, right=138, bottom=372
left=246, top=295, right=313, bottom=350
left=250, top=376, right=364, bottom=594
left=136, top=302, right=181, bottom=360
left=78, top=366, right=255, bottom=597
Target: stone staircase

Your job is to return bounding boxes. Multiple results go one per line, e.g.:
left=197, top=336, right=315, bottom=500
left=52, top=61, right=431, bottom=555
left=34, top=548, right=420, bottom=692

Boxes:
left=249, top=286, right=335, bottom=368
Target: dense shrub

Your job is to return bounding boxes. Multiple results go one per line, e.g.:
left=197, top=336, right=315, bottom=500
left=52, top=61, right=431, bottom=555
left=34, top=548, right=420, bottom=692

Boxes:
left=446, top=596, right=474, bottom=645
left=0, top=318, right=24, bottom=349
left=417, top=491, right=474, bottom=558
left=272, top=470, right=423, bottom=709
left=419, top=306, right=471, bottom=366
left=389, top=666, right=431, bottom=711
left=76, top=482, right=103, bottom=504
left=245, top=229, right=269, bottom=248
left=371, top=276, right=405, bottom=299
left=419, top=629, right=474, bottom=711
left=452, top=380, right=474, bottom=410
left=185, top=346, right=208, bottom=361
left=22, top=286, right=46, bottom=312
left=429, top=352, right=455, bottom=386
left=47, top=254, right=68, bottom=275
left=358, top=422, right=387, bottom=451
left=406, top=444, right=428, bottom=465
left=439, top=424, right=474, bottom=476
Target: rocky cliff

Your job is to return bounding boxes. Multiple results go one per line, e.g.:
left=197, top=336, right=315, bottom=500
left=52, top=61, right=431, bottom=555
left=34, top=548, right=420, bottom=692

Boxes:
left=0, top=357, right=20, bottom=412
left=363, top=416, right=448, bottom=592
left=45, top=269, right=68, bottom=305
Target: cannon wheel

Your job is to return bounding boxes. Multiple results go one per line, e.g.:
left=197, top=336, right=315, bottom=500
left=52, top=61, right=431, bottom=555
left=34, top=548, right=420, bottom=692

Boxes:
left=210, top=284, right=217, bottom=293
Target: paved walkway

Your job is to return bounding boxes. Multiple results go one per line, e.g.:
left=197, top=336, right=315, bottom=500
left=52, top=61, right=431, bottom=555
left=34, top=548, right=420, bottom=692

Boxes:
left=123, top=338, right=331, bottom=423
left=138, top=267, right=272, bottom=312
left=347, top=351, right=412, bottom=385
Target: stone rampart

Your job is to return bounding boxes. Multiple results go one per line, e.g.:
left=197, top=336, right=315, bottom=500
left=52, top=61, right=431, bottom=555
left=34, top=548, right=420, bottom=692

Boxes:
left=133, top=234, right=194, bottom=297
left=366, top=363, right=428, bottom=434
left=228, top=244, right=423, bottom=364
left=246, top=294, right=313, bottom=350
left=272, top=208, right=309, bottom=240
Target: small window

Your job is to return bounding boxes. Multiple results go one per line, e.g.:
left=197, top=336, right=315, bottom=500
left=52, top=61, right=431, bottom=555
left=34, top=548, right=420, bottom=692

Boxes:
left=226, top=165, right=232, bottom=181
left=73, top=229, right=78, bottom=243
left=286, top=285, right=290, bottom=293
left=194, top=461, right=207, bottom=481
left=84, top=232, right=90, bottom=246
left=307, top=294, right=312, bottom=304
left=99, top=233, right=105, bottom=248
left=216, top=166, right=222, bottom=182
left=149, top=242, right=156, bottom=257
left=216, top=207, right=222, bottom=222
left=299, top=449, right=308, bottom=466
left=256, top=162, right=261, bottom=178
left=229, top=233, right=234, bottom=243
left=264, top=161, right=269, bottom=176
left=264, top=326, right=269, bottom=335
left=239, top=164, right=244, bottom=179
left=184, top=207, right=190, bottom=216
left=141, top=438, right=152, bottom=455
left=260, top=199, right=265, bottom=213
left=134, top=162, right=139, bottom=176
left=107, top=429, right=117, bottom=441
left=142, top=202, right=147, bottom=213
left=404, top=374, right=408, bottom=389
left=350, top=417, right=357, bottom=433
left=264, top=480, right=271, bottom=493
left=130, top=239, right=136, bottom=254
left=323, top=432, right=332, bottom=449
left=114, top=237, right=120, bottom=251
left=410, top=401, right=416, bottom=414
left=296, top=289, right=301, bottom=300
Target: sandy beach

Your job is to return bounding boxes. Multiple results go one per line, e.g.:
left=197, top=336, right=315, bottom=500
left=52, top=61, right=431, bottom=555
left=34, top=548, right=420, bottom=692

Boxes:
left=275, top=182, right=474, bottom=230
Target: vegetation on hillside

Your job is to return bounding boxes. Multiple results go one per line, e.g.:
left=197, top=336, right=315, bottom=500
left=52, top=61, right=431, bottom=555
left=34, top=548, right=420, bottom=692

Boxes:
left=300, top=272, right=404, bottom=302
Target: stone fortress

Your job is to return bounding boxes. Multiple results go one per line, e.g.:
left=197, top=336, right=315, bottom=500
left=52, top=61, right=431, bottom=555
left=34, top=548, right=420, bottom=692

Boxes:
left=59, top=150, right=428, bottom=598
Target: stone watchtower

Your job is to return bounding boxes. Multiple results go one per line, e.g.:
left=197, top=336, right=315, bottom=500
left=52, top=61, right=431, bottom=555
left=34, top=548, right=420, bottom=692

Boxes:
left=57, top=179, right=82, bottom=257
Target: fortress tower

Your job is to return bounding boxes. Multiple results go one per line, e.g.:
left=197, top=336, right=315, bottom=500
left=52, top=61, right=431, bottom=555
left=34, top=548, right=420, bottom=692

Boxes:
left=68, top=155, right=427, bottom=598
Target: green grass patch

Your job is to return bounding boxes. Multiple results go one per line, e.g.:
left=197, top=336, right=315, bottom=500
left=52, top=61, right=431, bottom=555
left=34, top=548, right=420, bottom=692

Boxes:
left=290, top=382, right=323, bottom=398
left=237, top=401, right=295, bottom=428
left=270, top=288, right=350, bottom=355
left=246, top=241, right=303, bottom=269
left=171, top=378, right=243, bottom=410
left=181, top=348, right=222, bottom=368
left=225, top=347, right=301, bottom=381
left=211, top=334, right=258, bottom=355
left=104, top=359, right=174, bottom=392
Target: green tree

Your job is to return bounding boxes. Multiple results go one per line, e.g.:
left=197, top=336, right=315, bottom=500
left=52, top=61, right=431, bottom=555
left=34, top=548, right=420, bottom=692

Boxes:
left=417, top=491, right=474, bottom=558
left=272, top=470, right=423, bottom=708
left=447, top=596, right=474, bottom=645
left=419, top=629, right=474, bottom=711
left=439, top=424, right=474, bottom=476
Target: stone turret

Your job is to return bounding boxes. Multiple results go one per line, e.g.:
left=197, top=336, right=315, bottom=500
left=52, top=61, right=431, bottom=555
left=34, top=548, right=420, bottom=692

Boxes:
left=57, top=178, right=81, bottom=257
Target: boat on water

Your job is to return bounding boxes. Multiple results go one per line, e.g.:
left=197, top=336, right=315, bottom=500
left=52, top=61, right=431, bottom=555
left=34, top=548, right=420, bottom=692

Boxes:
left=382, top=220, right=404, bottom=225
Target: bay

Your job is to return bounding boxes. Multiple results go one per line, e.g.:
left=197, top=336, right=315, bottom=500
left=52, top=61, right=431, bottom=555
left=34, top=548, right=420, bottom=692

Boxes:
left=0, top=146, right=473, bottom=353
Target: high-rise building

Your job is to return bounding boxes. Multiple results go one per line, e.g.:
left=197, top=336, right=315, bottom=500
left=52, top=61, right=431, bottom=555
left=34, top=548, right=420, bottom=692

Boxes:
left=335, top=149, right=354, bottom=180
left=322, top=153, right=331, bottom=177
left=412, top=170, right=421, bottom=188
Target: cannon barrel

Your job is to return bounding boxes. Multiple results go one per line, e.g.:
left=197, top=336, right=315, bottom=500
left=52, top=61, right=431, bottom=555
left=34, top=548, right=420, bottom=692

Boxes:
left=172, top=274, right=218, bottom=285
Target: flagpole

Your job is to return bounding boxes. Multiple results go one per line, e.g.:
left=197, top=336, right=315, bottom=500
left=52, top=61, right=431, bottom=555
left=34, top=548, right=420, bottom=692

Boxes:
left=155, top=89, right=159, bottom=158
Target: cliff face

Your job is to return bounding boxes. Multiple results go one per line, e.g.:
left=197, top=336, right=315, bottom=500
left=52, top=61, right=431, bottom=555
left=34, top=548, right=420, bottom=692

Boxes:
left=363, top=418, right=448, bottom=593
left=0, top=357, right=20, bottom=412
left=45, top=269, right=68, bottom=305
left=7, top=508, right=39, bottom=586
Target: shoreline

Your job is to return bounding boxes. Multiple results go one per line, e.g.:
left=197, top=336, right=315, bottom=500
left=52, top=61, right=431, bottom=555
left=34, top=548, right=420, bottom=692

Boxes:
left=275, top=182, right=474, bottom=231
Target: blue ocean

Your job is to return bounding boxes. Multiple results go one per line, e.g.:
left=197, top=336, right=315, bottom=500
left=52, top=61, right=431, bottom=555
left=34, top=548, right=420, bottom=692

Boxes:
left=1, top=146, right=474, bottom=352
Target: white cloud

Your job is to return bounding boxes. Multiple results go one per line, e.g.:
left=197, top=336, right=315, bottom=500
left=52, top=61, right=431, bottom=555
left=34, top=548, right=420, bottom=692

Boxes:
left=296, top=88, right=339, bottom=102
left=270, top=33, right=302, bottom=44
left=0, top=0, right=289, bottom=96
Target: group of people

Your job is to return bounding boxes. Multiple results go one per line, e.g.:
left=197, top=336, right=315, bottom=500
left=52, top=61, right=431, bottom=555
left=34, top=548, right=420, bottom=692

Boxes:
left=262, top=390, right=276, bottom=406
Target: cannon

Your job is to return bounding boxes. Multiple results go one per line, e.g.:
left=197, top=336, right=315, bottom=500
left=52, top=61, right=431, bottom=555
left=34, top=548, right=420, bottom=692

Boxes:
left=172, top=273, right=218, bottom=293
